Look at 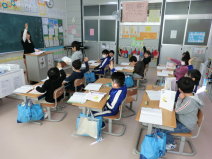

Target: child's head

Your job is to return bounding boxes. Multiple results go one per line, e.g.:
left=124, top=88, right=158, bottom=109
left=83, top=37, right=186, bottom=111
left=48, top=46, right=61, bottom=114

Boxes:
left=109, top=50, right=114, bottom=57
left=187, top=69, right=201, bottom=85
left=72, top=59, right=82, bottom=71
left=71, top=41, right=80, bottom=51
left=181, top=56, right=189, bottom=66
left=111, top=72, right=125, bottom=88
left=178, top=77, right=195, bottom=93
left=48, top=67, right=60, bottom=80
left=102, top=49, right=109, bottom=58
left=144, top=50, right=151, bottom=58
left=182, top=51, right=190, bottom=60
left=129, top=56, right=137, bottom=65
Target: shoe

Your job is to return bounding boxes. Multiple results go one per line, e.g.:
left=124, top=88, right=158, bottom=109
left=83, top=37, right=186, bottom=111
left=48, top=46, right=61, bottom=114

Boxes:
left=166, top=143, right=176, bottom=150
left=101, top=121, right=106, bottom=130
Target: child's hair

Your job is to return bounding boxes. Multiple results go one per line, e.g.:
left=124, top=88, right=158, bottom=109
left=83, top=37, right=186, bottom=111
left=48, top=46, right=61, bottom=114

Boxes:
left=129, top=56, right=137, bottom=62
left=48, top=67, right=60, bottom=80
left=102, top=49, right=109, bottom=55
left=178, top=77, right=195, bottom=93
left=143, top=46, right=147, bottom=53
left=182, top=51, right=190, bottom=60
left=72, top=59, right=82, bottom=70
left=188, top=69, right=201, bottom=85
left=71, top=41, right=81, bottom=51
left=144, top=50, right=151, bottom=56
left=111, top=72, right=125, bottom=87
left=109, top=50, right=114, bottom=54
left=181, top=56, right=189, bottom=65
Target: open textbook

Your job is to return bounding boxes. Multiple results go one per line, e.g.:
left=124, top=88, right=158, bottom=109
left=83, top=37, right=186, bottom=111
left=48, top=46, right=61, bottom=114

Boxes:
left=84, top=83, right=102, bottom=91
left=13, top=85, right=34, bottom=94
left=67, top=92, right=88, bottom=104
left=86, top=92, right=106, bottom=102
left=146, top=90, right=161, bottom=101
left=159, top=89, right=176, bottom=111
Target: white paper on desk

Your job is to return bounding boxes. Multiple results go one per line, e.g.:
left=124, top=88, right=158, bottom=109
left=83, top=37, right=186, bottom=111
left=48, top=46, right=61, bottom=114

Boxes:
left=91, top=63, right=100, bottom=66
left=139, top=107, right=162, bottom=125
left=120, top=62, right=130, bottom=66
left=157, top=71, right=169, bottom=77
left=124, top=66, right=134, bottom=70
left=115, top=66, right=124, bottom=71
left=62, top=56, right=72, bottom=65
left=88, top=60, right=96, bottom=64
left=166, top=62, right=175, bottom=69
left=13, top=85, right=34, bottom=93
left=86, top=92, right=106, bottom=102
left=29, top=89, right=44, bottom=95
left=84, top=83, right=102, bottom=91
left=164, top=77, right=176, bottom=91
left=159, top=89, right=176, bottom=111
left=146, top=90, right=161, bottom=100
left=67, top=92, right=88, bottom=104
left=33, top=51, right=45, bottom=55
left=157, top=66, right=166, bottom=70
left=162, top=70, right=174, bottom=75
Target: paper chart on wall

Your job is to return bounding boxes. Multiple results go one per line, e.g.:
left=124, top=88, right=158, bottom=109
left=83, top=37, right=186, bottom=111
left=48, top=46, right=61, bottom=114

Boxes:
left=38, top=56, right=46, bottom=69
left=170, top=30, right=177, bottom=39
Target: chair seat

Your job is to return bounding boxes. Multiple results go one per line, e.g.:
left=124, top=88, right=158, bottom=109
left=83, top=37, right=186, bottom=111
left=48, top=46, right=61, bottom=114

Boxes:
left=41, top=103, right=55, bottom=107
left=126, top=96, right=135, bottom=103
left=171, top=132, right=192, bottom=137
left=104, top=112, right=120, bottom=120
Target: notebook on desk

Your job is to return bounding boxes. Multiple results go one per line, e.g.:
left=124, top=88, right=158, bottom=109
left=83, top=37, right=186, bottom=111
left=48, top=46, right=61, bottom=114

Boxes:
left=146, top=90, right=161, bottom=101
left=86, top=92, right=107, bottom=102
left=67, top=92, right=88, bottom=104
left=84, top=83, right=102, bottom=91
left=139, top=107, right=162, bottom=125
left=13, top=85, right=34, bottom=94
left=159, top=89, right=176, bottom=111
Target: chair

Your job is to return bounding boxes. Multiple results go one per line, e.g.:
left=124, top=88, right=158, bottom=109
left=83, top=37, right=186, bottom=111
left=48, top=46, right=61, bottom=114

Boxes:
left=123, top=87, right=138, bottom=118
left=168, top=110, right=204, bottom=156
left=40, top=86, right=67, bottom=122
left=135, top=64, right=149, bottom=88
left=96, top=65, right=110, bottom=78
left=103, top=99, right=126, bottom=136
left=74, top=78, right=85, bottom=92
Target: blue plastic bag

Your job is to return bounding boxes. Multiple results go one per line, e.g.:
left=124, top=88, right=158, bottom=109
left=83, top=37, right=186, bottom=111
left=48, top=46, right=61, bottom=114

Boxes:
left=84, top=72, right=96, bottom=83
left=17, top=100, right=44, bottom=123
left=140, top=131, right=167, bottom=159
left=125, top=75, right=134, bottom=88
left=76, top=113, right=102, bottom=140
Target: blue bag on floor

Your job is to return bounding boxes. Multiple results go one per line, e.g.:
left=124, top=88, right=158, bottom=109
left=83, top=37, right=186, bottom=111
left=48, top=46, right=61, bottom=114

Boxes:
left=84, top=72, right=96, bottom=83
left=140, top=131, right=166, bottom=159
left=125, top=75, right=134, bottom=88
left=76, top=112, right=102, bottom=140
left=17, top=100, right=44, bottom=123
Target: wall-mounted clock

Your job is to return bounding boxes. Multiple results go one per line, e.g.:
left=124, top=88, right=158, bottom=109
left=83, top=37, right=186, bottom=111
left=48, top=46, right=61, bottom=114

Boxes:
left=46, top=0, right=54, bottom=8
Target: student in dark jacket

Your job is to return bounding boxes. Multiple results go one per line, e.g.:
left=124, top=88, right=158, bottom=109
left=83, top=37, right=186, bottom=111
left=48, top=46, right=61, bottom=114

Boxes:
left=36, top=63, right=66, bottom=103
left=64, top=57, right=89, bottom=91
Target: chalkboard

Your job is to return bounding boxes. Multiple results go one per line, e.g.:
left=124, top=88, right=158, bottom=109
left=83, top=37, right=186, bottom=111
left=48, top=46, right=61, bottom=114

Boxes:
left=163, top=19, right=186, bottom=45
left=185, top=19, right=211, bottom=46
left=84, top=20, right=98, bottom=41
left=190, top=0, right=212, bottom=14
left=165, top=2, right=189, bottom=15
left=0, top=13, right=44, bottom=53
left=100, top=20, right=116, bottom=41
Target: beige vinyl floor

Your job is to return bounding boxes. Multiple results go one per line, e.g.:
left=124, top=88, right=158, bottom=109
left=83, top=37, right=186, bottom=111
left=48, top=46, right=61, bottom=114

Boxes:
left=0, top=67, right=212, bottom=159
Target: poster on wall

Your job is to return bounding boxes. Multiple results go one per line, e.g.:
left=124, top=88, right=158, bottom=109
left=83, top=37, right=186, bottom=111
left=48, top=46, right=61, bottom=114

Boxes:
left=188, top=32, right=205, bottom=43
left=0, top=0, right=21, bottom=10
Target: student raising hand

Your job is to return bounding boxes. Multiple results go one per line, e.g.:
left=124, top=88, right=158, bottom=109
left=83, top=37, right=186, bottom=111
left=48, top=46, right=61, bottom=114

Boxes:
left=109, top=61, right=114, bottom=70
left=25, top=23, right=28, bottom=30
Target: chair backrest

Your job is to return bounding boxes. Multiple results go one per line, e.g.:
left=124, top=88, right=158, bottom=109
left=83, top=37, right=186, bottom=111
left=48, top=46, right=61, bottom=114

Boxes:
left=74, top=78, right=85, bottom=92
left=193, top=109, right=204, bottom=138
left=118, top=99, right=126, bottom=120
left=127, top=87, right=138, bottom=100
left=144, top=64, right=149, bottom=78
left=53, top=86, right=65, bottom=106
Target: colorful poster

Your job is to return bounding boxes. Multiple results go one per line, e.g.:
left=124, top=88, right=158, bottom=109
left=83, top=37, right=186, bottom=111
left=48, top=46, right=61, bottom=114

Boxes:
left=140, top=32, right=157, bottom=40
left=148, top=10, right=160, bottom=22
left=0, top=0, right=21, bottom=10
left=188, top=32, right=205, bottom=43
left=145, top=26, right=152, bottom=32
left=23, top=0, right=38, bottom=13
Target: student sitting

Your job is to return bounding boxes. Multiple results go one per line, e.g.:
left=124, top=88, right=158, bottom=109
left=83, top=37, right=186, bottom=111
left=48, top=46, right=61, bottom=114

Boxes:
left=93, top=49, right=110, bottom=75
left=143, top=50, right=152, bottom=66
left=71, top=41, right=83, bottom=62
left=109, top=50, right=115, bottom=62
left=129, top=56, right=144, bottom=79
left=64, top=57, right=89, bottom=91
left=93, top=72, right=127, bottom=119
left=163, top=77, right=203, bottom=150
left=36, top=63, right=66, bottom=103
left=175, top=69, right=201, bottom=102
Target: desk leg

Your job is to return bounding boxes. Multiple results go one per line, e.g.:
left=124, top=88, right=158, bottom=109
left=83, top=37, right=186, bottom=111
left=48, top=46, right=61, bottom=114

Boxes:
left=134, top=124, right=145, bottom=155
left=147, top=124, right=153, bottom=134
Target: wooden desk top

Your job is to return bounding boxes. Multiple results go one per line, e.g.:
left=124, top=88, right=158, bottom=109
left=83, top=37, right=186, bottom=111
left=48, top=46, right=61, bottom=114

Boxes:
left=25, top=51, right=53, bottom=57
left=136, top=84, right=176, bottom=129
left=95, top=78, right=112, bottom=84
left=116, top=65, right=134, bottom=73
left=71, top=86, right=111, bottom=110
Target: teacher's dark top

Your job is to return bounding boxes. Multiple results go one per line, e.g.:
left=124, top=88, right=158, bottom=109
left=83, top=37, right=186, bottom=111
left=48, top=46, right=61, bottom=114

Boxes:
left=21, top=40, right=35, bottom=58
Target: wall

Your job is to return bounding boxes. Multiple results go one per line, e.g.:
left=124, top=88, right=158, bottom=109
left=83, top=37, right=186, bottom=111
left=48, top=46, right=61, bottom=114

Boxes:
left=0, top=0, right=67, bottom=69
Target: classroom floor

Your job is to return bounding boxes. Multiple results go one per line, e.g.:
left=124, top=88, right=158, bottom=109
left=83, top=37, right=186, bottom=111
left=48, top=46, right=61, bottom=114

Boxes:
left=0, top=67, right=212, bottom=159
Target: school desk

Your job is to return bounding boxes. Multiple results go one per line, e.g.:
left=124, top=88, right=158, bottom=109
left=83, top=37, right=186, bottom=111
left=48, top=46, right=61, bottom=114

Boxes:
left=69, top=78, right=111, bottom=113
left=134, top=84, right=176, bottom=154
left=116, top=65, right=134, bottom=74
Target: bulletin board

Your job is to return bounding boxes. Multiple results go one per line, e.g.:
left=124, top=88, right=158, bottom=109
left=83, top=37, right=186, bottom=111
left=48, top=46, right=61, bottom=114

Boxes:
left=162, top=19, right=186, bottom=45
left=42, top=18, right=64, bottom=48
left=185, top=19, right=211, bottom=46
